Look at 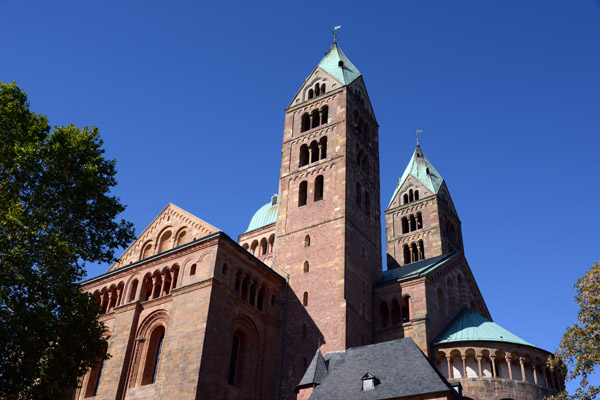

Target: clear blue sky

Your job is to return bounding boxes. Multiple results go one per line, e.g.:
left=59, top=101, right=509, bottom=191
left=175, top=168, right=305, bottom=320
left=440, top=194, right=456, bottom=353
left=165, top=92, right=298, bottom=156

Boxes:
left=2, top=0, right=599, bottom=391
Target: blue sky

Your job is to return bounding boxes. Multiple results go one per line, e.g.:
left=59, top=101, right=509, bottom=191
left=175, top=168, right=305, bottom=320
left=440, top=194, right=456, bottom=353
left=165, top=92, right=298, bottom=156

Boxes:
left=2, top=0, right=599, bottom=391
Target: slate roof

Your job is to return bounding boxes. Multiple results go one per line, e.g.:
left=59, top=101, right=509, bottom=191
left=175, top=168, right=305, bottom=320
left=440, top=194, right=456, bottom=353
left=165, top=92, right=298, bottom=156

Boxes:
left=297, top=349, right=328, bottom=387
left=304, top=337, right=458, bottom=399
left=433, top=307, right=534, bottom=347
left=245, top=195, right=278, bottom=233
left=317, top=42, right=361, bottom=86
left=388, top=145, right=444, bottom=208
left=375, top=252, right=460, bottom=285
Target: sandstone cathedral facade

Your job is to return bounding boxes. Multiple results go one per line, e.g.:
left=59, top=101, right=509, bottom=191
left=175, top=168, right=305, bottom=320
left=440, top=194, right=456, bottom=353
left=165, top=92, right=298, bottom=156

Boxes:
left=72, top=43, right=562, bottom=400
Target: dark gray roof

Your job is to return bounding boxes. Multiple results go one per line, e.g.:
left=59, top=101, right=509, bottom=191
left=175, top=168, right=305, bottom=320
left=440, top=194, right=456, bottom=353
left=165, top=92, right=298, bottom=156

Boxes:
left=375, top=252, right=460, bottom=285
left=305, top=337, right=458, bottom=399
left=297, top=349, right=328, bottom=388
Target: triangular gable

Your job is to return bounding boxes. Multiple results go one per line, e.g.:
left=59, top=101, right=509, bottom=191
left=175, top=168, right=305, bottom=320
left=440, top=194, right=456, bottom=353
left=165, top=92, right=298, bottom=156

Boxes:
left=288, top=66, right=344, bottom=109
left=107, top=203, right=219, bottom=272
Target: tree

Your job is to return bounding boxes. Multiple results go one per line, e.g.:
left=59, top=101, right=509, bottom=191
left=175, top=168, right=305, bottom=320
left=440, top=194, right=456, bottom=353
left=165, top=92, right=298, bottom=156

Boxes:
left=0, top=82, right=135, bottom=399
left=550, top=262, right=600, bottom=400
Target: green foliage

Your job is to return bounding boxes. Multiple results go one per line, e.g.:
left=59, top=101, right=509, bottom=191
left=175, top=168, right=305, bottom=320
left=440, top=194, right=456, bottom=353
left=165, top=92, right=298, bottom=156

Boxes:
left=0, top=82, right=135, bottom=399
left=550, top=262, right=600, bottom=400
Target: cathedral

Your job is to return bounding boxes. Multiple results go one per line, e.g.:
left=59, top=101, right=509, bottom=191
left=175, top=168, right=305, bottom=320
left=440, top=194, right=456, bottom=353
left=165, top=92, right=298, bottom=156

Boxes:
left=72, top=42, right=563, bottom=400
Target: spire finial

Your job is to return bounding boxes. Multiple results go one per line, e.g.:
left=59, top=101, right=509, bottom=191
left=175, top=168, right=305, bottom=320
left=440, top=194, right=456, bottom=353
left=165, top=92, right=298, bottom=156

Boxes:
left=330, top=26, right=342, bottom=43
left=414, top=129, right=423, bottom=146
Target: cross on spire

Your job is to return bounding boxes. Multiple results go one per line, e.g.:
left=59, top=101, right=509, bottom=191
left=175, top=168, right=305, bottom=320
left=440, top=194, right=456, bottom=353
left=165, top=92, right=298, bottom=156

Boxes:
left=414, top=129, right=423, bottom=145
left=330, top=26, right=342, bottom=43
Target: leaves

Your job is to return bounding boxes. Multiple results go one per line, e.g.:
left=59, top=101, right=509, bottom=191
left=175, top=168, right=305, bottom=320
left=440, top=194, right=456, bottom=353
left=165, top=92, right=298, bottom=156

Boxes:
left=0, top=82, right=135, bottom=399
left=549, top=262, right=600, bottom=400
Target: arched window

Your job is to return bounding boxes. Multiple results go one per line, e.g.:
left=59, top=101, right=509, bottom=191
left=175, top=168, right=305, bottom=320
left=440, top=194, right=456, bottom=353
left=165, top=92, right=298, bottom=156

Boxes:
left=304, top=235, right=311, bottom=247
left=241, top=276, right=250, bottom=301
left=314, top=175, right=324, bottom=201
left=249, top=283, right=257, bottom=306
left=308, top=89, right=314, bottom=99
left=321, top=83, right=325, bottom=94
left=310, top=141, right=319, bottom=163
left=303, top=261, right=309, bottom=273
left=403, top=194, right=409, bottom=204
left=321, top=105, right=328, bottom=125
left=418, top=240, right=425, bottom=260
left=141, top=325, right=165, bottom=385
left=314, top=83, right=320, bottom=96
left=298, top=181, right=307, bottom=207
left=364, top=191, right=370, bottom=216
left=128, top=279, right=138, bottom=303
left=311, top=109, right=320, bottom=129
left=356, top=182, right=362, bottom=208
left=140, top=242, right=153, bottom=260
left=379, top=301, right=389, bottom=328
left=409, top=189, right=414, bottom=203
left=409, top=214, right=416, bottom=231
left=142, top=276, right=152, bottom=302
left=84, top=358, right=104, bottom=397
left=390, top=299, right=401, bottom=325
left=190, top=264, right=196, bottom=276
left=228, top=333, right=245, bottom=387
left=257, top=287, right=265, bottom=311
left=401, top=217, right=409, bottom=234
left=268, top=234, right=275, bottom=253
left=301, top=113, right=310, bottom=132
left=157, top=230, right=172, bottom=253
left=417, top=212, right=423, bottom=229
left=260, top=238, right=268, bottom=255
left=402, top=296, right=411, bottom=322
left=299, top=144, right=309, bottom=167
left=403, top=245, right=411, bottom=264
left=414, top=190, right=419, bottom=201
left=303, top=291, right=308, bottom=306
left=319, top=136, right=327, bottom=159
left=235, top=271, right=242, bottom=293
left=176, top=230, right=186, bottom=247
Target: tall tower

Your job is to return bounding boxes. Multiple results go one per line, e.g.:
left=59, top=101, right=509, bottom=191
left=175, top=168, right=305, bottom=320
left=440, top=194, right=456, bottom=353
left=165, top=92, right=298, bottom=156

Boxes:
left=273, top=43, right=381, bottom=398
left=385, top=145, right=463, bottom=269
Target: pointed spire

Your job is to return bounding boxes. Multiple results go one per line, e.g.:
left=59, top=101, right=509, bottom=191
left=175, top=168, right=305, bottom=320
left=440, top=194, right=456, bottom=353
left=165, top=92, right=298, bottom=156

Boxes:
left=296, top=348, right=328, bottom=388
left=388, top=145, right=444, bottom=207
left=317, top=42, right=361, bottom=86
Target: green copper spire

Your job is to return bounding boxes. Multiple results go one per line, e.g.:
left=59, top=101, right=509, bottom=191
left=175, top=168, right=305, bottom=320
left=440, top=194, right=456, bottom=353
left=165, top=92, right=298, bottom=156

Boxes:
left=388, top=145, right=444, bottom=207
left=317, top=42, right=361, bottom=86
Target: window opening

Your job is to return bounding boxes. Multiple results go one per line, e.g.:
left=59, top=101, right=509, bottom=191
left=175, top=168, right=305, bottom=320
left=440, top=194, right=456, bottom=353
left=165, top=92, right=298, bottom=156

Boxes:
left=298, top=181, right=307, bottom=207
left=401, top=217, right=409, bottom=234
left=314, top=175, right=324, bottom=201
left=310, top=141, right=319, bottom=163
left=402, top=296, right=411, bottom=323
left=190, top=264, right=196, bottom=276
left=304, top=235, right=311, bottom=247
left=308, top=89, right=314, bottom=99
left=299, top=144, right=309, bottom=166
left=321, top=106, right=328, bottom=125
left=303, top=291, right=308, bottom=306
left=303, top=261, right=309, bottom=273
left=311, top=109, right=320, bottom=129
left=301, top=113, right=310, bottom=132
left=319, top=136, right=327, bottom=159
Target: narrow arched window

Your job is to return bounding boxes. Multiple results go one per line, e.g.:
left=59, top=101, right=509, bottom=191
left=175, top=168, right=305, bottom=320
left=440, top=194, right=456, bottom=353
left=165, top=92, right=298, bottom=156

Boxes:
left=234, top=271, right=242, bottom=292
left=249, top=283, right=257, bottom=306
left=303, top=261, right=309, bottom=273
left=128, top=279, right=138, bottom=303
left=303, top=291, right=308, bottom=306
left=157, top=230, right=172, bottom=253
left=390, top=299, right=401, bottom=325
left=141, top=326, right=165, bottom=385
left=411, top=243, right=418, bottom=262
left=364, top=191, right=370, bottom=216
left=379, top=301, right=389, bottom=328
left=315, top=83, right=320, bottom=96
left=176, top=230, right=186, bottom=247
left=257, top=287, right=265, bottom=311
left=301, top=113, right=310, bottom=132
left=228, top=333, right=245, bottom=387
left=418, top=240, right=425, bottom=260
left=402, top=296, right=411, bottom=323
left=403, top=245, right=411, bottom=264
left=298, top=181, right=307, bottom=207
left=250, top=240, right=258, bottom=255
left=260, top=238, right=268, bottom=255
left=321, top=83, right=325, bottom=94
left=141, top=242, right=153, bottom=260
left=356, top=182, right=362, bottom=208
left=268, top=234, right=275, bottom=253
left=414, top=190, right=419, bottom=201
left=299, top=144, right=309, bottom=167
left=409, top=189, right=414, bottom=203
left=241, top=277, right=250, bottom=301
left=409, top=215, right=416, bottom=231
left=304, top=235, right=311, bottom=247
left=84, top=358, right=104, bottom=397
left=314, top=175, right=324, bottom=201
left=321, top=105, right=328, bottom=125
left=190, top=264, right=196, bottom=276
left=401, top=217, right=409, bottom=234
left=308, top=89, right=314, bottom=99
left=417, top=212, right=423, bottom=229
left=310, top=141, right=319, bottom=163
left=319, top=136, right=327, bottom=159
left=403, top=194, right=409, bottom=204
left=311, top=109, right=320, bottom=129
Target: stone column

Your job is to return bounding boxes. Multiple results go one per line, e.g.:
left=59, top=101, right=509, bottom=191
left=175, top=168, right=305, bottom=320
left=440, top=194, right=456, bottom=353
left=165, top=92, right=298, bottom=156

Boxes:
left=533, top=365, right=538, bottom=385
left=505, top=356, right=513, bottom=380
left=446, top=357, right=453, bottom=380
left=519, top=357, right=526, bottom=381
left=461, top=355, right=467, bottom=378
left=490, top=355, right=497, bottom=378
left=318, top=143, right=324, bottom=160
left=476, top=355, right=483, bottom=377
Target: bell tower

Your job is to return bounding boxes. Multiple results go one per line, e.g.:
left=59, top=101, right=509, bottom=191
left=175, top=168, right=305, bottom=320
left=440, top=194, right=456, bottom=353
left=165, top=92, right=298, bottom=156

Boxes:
left=273, top=43, right=382, bottom=398
left=385, top=145, right=463, bottom=269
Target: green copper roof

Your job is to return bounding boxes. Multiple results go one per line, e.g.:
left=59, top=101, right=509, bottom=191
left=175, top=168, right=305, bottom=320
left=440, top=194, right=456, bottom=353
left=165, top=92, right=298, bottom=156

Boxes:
left=245, top=195, right=278, bottom=233
left=317, top=42, right=361, bottom=86
left=433, top=308, right=533, bottom=347
left=388, top=145, right=444, bottom=207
